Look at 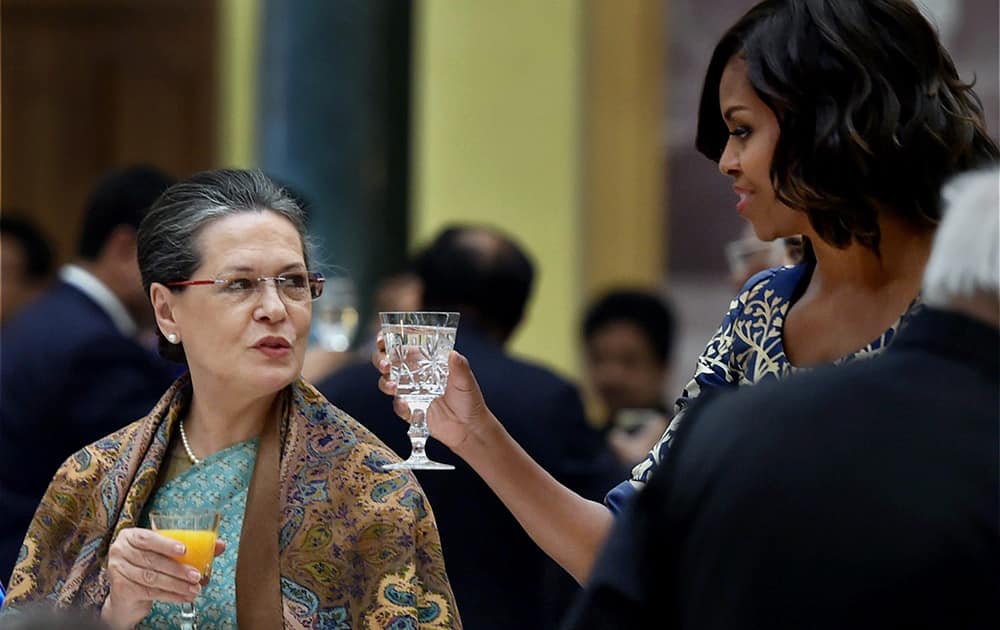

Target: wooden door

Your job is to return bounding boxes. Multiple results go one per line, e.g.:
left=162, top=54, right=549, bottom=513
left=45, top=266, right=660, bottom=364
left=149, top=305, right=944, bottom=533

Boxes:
left=2, top=0, right=218, bottom=262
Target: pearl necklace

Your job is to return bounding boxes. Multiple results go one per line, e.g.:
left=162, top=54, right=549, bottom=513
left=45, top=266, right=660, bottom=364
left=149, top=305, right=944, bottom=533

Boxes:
left=178, top=420, right=201, bottom=465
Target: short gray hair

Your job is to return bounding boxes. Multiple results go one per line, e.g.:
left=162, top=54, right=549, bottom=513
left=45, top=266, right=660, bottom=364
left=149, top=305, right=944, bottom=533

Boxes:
left=137, top=168, right=312, bottom=362
left=922, top=166, right=1000, bottom=306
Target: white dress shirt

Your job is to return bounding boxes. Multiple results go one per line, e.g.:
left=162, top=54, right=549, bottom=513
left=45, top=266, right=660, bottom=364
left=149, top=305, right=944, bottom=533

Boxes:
left=60, top=264, right=137, bottom=338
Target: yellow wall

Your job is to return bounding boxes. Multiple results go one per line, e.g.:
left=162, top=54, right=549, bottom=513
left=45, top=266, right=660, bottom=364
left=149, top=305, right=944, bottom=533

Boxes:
left=218, top=0, right=260, bottom=167
left=219, top=1, right=667, bottom=380
left=582, top=0, right=666, bottom=300
left=411, top=0, right=584, bottom=377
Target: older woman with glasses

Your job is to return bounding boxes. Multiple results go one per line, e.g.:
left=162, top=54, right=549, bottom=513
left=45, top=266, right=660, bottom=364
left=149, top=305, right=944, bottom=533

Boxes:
left=3, top=169, right=461, bottom=629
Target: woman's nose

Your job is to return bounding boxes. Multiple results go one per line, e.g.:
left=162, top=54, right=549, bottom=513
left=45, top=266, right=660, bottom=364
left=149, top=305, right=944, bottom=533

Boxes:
left=254, top=280, right=288, bottom=322
left=718, top=139, right=739, bottom=176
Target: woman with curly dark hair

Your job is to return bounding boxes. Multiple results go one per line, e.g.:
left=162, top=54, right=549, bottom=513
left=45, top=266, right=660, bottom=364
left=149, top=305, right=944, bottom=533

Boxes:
left=372, top=0, right=999, bottom=586
left=615, top=0, right=1000, bottom=507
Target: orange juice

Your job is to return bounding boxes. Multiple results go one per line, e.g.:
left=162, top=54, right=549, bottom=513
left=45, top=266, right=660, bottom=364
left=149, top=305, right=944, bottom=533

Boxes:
left=156, top=529, right=217, bottom=584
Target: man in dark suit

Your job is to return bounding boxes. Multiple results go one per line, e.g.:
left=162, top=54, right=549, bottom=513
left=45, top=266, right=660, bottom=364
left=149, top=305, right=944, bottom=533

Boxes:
left=320, top=226, right=625, bottom=630
left=563, top=167, right=1000, bottom=629
left=0, top=166, right=179, bottom=582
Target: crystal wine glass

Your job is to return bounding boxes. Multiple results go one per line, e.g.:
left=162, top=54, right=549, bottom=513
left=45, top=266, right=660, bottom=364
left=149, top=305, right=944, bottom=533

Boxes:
left=379, top=311, right=460, bottom=470
left=149, top=509, right=221, bottom=630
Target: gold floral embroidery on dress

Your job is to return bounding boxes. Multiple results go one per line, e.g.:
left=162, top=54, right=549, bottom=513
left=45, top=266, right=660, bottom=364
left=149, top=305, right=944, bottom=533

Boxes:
left=626, top=265, right=922, bottom=491
left=692, top=292, right=743, bottom=384
left=732, top=285, right=793, bottom=383
left=629, top=271, right=797, bottom=487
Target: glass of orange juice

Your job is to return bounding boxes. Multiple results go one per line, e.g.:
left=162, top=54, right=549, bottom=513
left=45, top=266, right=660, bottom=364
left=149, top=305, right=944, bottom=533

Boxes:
left=149, top=509, right=220, bottom=630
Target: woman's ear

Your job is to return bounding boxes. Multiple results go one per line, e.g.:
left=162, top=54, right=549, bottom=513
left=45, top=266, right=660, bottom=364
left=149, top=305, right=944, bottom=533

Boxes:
left=149, top=283, right=179, bottom=338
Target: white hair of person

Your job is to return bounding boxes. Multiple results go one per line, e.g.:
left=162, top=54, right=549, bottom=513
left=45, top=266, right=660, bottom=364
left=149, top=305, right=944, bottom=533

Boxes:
left=922, top=166, right=1000, bottom=306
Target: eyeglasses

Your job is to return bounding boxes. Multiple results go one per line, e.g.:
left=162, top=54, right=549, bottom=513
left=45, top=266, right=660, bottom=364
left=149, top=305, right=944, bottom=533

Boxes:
left=167, top=271, right=325, bottom=302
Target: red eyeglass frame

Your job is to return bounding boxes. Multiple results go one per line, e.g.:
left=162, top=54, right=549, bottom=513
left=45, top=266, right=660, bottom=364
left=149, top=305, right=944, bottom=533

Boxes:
left=165, top=271, right=326, bottom=300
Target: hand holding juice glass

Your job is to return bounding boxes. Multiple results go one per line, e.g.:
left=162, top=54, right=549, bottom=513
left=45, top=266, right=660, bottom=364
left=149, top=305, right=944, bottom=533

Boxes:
left=149, top=510, right=220, bottom=629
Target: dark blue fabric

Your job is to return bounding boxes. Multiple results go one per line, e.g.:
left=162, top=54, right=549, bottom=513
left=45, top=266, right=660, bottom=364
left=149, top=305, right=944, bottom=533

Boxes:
left=0, top=281, right=177, bottom=583
left=607, top=262, right=922, bottom=512
left=564, top=308, right=1000, bottom=629
left=604, top=265, right=811, bottom=513
left=318, top=324, right=627, bottom=630
left=603, top=479, right=636, bottom=515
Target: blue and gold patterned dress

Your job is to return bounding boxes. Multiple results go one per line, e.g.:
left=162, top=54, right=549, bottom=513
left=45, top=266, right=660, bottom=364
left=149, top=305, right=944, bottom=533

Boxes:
left=138, top=439, right=257, bottom=629
left=605, top=263, right=921, bottom=512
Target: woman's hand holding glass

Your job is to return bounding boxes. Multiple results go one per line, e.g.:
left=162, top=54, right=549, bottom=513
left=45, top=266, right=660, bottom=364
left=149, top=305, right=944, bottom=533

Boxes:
left=101, top=527, right=225, bottom=630
left=374, top=331, right=496, bottom=457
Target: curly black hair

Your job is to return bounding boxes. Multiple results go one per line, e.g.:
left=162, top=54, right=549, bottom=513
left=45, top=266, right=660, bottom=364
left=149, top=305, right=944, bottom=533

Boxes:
left=696, top=0, right=999, bottom=253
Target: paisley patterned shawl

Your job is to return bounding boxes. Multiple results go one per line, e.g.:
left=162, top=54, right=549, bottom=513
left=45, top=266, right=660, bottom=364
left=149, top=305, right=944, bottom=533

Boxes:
left=3, top=375, right=461, bottom=628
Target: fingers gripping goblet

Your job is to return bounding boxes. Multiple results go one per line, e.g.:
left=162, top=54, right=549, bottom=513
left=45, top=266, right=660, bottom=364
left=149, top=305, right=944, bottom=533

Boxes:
left=379, top=312, right=460, bottom=470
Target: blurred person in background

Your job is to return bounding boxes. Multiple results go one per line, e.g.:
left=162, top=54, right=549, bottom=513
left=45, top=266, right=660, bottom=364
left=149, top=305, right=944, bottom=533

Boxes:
left=564, top=165, right=1000, bottom=630
left=2, top=169, right=459, bottom=628
left=724, top=222, right=801, bottom=290
left=301, top=266, right=421, bottom=383
left=0, top=166, right=179, bottom=582
left=581, top=290, right=677, bottom=467
left=0, top=602, right=111, bottom=630
left=0, top=215, right=55, bottom=326
left=321, top=225, right=623, bottom=630
left=363, top=267, right=422, bottom=349
left=371, top=0, right=999, bottom=587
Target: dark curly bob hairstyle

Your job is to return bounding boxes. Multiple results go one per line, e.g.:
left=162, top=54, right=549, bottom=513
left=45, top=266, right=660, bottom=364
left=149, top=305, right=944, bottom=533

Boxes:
left=696, top=0, right=999, bottom=253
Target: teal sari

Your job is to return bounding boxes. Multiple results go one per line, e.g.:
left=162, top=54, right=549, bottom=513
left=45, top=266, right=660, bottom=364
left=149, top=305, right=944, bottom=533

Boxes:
left=138, top=439, right=258, bottom=629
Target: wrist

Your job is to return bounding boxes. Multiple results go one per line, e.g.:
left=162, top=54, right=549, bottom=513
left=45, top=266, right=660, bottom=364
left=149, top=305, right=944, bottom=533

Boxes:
left=454, top=410, right=505, bottom=460
left=100, top=595, right=136, bottom=630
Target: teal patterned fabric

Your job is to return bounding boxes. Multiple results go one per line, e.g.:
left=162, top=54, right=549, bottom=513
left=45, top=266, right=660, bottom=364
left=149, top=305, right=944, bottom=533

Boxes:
left=137, top=438, right=258, bottom=630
